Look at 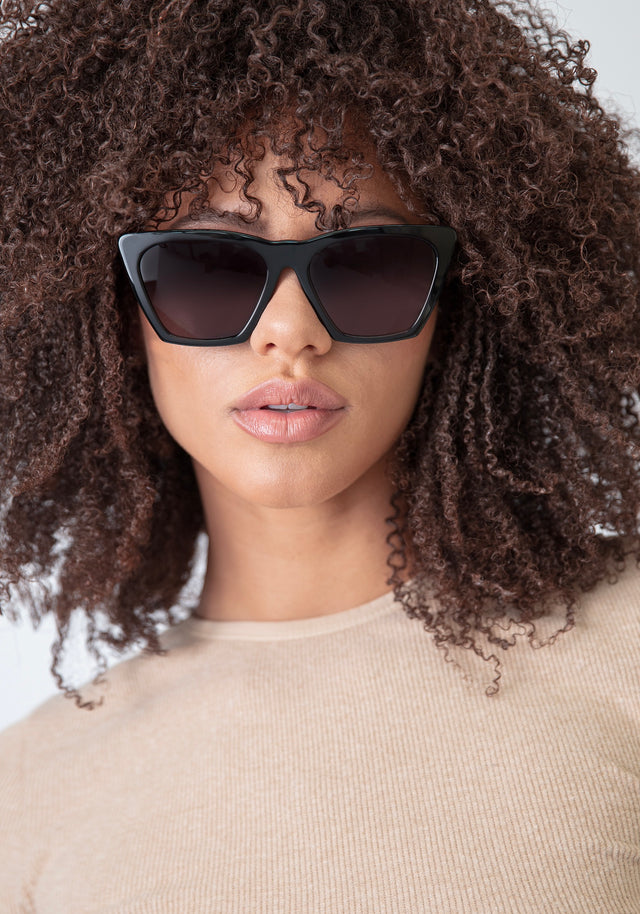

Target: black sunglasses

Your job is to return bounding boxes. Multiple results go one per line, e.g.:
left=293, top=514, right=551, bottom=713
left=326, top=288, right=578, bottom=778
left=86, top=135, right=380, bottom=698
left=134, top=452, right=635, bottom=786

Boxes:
left=118, top=224, right=457, bottom=346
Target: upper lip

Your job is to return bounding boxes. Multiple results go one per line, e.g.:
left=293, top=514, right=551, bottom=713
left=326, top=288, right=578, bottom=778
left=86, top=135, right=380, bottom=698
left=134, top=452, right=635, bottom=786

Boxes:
left=233, top=378, right=347, bottom=411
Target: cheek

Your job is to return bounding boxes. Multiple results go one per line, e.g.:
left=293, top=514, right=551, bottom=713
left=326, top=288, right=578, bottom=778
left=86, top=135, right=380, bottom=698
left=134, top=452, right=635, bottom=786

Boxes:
left=330, top=334, right=432, bottom=482
left=365, top=327, right=435, bottom=426
left=141, top=326, right=228, bottom=450
left=143, top=343, right=192, bottom=433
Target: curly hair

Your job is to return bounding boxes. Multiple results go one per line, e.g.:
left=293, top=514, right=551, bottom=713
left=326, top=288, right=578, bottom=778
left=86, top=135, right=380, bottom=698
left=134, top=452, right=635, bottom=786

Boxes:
left=1, top=0, right=639, bottom=704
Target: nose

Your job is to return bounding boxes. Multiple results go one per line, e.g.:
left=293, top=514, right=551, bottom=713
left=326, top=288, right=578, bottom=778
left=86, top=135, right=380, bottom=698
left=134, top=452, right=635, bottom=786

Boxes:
left=249, top=267, right=333, bottom=358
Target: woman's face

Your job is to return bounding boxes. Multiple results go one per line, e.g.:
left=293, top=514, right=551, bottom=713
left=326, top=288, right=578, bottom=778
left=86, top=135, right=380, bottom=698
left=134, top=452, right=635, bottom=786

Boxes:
left=140, top=148, right=438, bottom=511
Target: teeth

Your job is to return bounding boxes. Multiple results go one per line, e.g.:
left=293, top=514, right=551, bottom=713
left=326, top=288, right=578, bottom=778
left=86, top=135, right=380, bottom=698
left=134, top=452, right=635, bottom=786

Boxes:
left=267, top=403, right=309, bottom=411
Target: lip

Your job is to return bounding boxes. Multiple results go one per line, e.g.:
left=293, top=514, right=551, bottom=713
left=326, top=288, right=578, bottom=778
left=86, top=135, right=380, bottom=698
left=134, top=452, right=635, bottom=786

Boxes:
left=234, top=378, right=347, bottom=411
left=232, top=378, right=347, bottom=443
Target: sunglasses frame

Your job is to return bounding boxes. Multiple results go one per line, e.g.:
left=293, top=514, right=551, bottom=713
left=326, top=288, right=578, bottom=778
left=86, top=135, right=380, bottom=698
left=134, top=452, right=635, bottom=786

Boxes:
left=118, top=224, right=457, bottom=346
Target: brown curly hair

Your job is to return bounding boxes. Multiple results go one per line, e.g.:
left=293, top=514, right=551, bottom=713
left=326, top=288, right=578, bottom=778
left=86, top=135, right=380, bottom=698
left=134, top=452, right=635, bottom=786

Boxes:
left=1, top=0, right=639, bottom=704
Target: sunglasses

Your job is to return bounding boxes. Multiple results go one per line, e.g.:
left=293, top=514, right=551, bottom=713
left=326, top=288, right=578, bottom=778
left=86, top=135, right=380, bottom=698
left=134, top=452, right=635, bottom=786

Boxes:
left=117, top=224, right=457, bottom=346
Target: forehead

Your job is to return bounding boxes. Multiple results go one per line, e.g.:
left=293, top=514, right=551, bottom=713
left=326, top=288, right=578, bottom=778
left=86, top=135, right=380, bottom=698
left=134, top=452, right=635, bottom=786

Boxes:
left=163, top=139, right=420, bottom=231
left=218, top=147, right=411, bottom=205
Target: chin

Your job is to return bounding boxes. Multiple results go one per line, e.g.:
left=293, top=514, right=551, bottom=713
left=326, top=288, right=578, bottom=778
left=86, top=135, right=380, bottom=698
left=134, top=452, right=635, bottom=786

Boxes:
left=237, top=477, right=346, bottom=510
left=194, top=451, right=384, bottom=512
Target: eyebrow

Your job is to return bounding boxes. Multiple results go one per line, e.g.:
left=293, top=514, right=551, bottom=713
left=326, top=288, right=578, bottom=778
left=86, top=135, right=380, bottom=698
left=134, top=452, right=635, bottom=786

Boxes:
left=169, top=204, right=411, bottom=230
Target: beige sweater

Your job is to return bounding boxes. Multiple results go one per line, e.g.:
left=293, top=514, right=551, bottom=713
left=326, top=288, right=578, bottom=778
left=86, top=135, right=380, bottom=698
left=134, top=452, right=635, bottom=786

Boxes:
left=1, top=564, right=639, bottom=913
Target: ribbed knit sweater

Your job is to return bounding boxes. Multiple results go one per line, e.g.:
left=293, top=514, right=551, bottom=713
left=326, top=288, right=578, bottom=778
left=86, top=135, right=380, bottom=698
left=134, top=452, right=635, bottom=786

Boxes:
left=1, top=564, right=639, bottom=913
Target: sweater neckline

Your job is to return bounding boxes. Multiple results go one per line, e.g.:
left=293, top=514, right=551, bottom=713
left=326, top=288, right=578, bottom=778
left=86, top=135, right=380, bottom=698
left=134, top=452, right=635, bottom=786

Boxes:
left=182, top=587, right=400, bottom=641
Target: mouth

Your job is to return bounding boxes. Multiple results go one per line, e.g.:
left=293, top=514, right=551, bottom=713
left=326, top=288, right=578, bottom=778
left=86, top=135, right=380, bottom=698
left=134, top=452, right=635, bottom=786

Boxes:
left=233, top=378, right=347, bottom=412
left=232, top=379, right=346, bottom=443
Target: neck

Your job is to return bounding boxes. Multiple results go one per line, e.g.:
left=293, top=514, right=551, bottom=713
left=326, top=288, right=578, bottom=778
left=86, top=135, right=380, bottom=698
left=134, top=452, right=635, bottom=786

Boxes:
left=194, top=460, right=400, bottom=623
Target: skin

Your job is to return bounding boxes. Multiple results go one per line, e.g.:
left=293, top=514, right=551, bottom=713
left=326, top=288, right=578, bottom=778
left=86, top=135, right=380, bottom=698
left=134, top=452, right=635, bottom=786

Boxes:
left=140, top=148, right=438, bottom=622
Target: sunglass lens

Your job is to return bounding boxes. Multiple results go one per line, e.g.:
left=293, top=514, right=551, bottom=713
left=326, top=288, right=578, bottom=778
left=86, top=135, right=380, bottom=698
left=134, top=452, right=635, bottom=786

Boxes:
left=139, top=239, right=267, bottom=340
left=309, top=234, right=437, bottom=337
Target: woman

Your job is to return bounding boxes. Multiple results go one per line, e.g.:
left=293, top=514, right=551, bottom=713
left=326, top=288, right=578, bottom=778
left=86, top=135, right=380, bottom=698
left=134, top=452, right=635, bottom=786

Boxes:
left=1, top=0, right=638, bottom=910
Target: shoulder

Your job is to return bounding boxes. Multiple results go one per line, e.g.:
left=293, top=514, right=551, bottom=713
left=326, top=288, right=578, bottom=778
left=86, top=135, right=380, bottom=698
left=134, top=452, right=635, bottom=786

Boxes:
left=0, top=614, right=203, bottom=755
left=568, top=556, right=640, bottom=681
left=573, top=556, right=640, bottom=642
left=0, top=616, right=209, bottom=900
left=439, top=555, right=640, bottom=703
left=493, top=556, right=640, bottom=712
left=515, top=554, right=640, bottom=655
left=0, top=617, right=201, bottom=858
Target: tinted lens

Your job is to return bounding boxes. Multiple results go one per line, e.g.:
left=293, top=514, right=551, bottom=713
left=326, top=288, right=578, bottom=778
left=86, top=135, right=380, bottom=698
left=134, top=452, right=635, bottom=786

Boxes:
left=309, top=234, right=437, bottom=337
left=139, top=239, right=267, bottom=340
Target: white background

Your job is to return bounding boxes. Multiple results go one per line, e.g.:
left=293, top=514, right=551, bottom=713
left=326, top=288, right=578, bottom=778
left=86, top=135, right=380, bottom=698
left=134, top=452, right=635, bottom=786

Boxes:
left=1, top=0, right=639, bottom=733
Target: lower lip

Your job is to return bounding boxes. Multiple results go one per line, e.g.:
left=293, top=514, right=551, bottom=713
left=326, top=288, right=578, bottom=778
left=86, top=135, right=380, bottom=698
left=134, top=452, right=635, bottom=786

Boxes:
left=232, top=408, right=345, bottom=443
